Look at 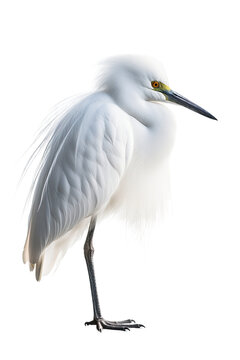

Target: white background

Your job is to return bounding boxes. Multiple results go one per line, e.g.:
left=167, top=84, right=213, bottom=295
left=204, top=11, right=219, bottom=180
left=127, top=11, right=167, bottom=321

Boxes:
left=1, top=0, right=239, bottom=359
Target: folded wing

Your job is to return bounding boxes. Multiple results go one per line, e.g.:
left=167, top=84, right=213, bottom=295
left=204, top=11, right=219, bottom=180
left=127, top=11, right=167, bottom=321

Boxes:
left=23, top=94, right=133, bottom=279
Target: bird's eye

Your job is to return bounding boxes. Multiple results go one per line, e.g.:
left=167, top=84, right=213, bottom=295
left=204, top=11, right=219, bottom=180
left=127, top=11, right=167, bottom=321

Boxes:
left=151, top=81, right=159, bottom=88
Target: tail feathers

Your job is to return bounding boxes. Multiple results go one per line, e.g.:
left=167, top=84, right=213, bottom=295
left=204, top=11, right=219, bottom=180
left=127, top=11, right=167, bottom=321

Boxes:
left=22, top=232, right=78, bottom=282
left=23, top=230, right=31, bottom=264
left=23, top=225, right=42, bottom=280
left=35, top=256, right=44, bottom=281
left=29, top=263, right=35, bottom=271
left=22, top=217, right=90, bottom=281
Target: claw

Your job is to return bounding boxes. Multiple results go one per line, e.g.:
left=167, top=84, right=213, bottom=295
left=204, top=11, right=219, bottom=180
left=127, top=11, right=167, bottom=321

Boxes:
left=84, top=317, right=145, bottom=332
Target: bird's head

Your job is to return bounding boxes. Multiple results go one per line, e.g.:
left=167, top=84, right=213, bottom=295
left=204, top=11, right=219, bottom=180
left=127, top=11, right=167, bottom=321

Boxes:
left=98, top=55, right=216, bottom=120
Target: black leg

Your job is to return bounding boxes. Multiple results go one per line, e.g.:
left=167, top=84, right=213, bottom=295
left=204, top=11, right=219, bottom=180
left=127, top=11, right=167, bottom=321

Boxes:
left=83, top=216, right=145, bottom=332
left=84, top=216, right=102, bottom=320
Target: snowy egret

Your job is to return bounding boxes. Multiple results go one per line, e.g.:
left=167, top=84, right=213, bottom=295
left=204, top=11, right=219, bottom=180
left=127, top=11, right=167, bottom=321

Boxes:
left=23, top=55, right=216, bottom=331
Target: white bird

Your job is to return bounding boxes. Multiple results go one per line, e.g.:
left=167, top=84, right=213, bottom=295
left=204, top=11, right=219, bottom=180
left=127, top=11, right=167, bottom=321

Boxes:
left=23, top=55, right=216, bottom=331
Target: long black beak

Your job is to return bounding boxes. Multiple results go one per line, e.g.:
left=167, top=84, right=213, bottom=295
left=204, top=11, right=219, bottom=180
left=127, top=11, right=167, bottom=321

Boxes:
left=165, top=90, right=217, bottom=120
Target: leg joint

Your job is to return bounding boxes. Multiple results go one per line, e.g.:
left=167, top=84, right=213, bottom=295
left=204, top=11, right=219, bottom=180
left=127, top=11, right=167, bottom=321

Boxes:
left=84, top=241, right=95, bottom=259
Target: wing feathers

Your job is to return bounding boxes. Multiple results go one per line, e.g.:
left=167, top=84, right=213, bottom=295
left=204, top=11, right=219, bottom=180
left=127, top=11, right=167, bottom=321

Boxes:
left=23, top=93, right=133, bottom=276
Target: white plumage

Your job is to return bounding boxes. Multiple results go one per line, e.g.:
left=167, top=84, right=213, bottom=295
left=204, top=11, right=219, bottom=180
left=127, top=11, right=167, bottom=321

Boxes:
left=23, top=55, right=214, bottom=286
left=23, top=93, right=134, bottom=278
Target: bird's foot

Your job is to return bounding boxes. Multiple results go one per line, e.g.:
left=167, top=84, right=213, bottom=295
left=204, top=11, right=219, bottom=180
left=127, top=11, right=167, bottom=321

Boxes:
left=85, top=317, right=145, bottom=332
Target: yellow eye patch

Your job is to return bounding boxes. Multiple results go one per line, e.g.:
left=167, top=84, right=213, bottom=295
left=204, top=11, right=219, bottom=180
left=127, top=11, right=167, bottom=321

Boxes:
left=151, top=81, right=171, bottom=92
